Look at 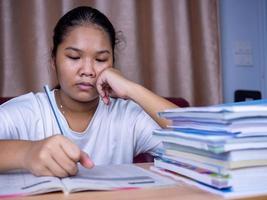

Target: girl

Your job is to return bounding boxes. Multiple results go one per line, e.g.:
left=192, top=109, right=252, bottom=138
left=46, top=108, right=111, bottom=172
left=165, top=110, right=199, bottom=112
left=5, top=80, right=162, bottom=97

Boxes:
left=0, top=6, right=177, bottom=177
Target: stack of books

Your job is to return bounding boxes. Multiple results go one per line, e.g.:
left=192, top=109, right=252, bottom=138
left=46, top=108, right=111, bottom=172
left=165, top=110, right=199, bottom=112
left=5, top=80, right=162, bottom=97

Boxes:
left=151, top=100, right=267, bottom=198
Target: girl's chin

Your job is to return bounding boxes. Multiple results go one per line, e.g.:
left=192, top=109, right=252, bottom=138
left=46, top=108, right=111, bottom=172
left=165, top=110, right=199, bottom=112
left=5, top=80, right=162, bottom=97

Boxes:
left=76, top=95, right=99, bottom=102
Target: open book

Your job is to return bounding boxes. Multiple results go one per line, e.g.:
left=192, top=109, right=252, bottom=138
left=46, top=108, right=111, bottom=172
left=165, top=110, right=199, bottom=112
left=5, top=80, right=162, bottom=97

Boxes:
left=0, top=164, right=176, bottom=197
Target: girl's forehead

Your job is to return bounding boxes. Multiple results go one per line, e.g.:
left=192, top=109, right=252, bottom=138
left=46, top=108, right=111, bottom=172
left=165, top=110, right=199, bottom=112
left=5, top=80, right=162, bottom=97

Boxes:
left=66, top=25, right=108, bottom=40
left=61, top=25, right=112, bottom=50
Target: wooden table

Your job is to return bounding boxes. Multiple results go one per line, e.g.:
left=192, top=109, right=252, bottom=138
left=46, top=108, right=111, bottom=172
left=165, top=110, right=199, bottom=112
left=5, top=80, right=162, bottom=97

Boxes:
left=6, top=163, right=267, bottom=200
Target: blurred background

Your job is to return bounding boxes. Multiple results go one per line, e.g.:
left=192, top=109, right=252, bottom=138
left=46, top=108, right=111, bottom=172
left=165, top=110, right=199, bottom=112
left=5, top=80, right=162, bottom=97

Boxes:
left=1, top=0, right=263, bottom=106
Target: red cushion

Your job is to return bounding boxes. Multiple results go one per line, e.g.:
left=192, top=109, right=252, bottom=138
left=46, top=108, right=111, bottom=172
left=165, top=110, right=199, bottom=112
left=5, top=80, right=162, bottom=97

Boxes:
left=0, top=97, right=189, bottom=107
left=165, top=97, right=189, bottom=107
left=0, top=97, right=13, bottom=105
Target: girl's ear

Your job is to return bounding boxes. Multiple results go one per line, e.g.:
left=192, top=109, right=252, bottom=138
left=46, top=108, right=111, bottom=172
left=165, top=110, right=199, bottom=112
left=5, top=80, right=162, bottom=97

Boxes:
left=51, top=57, right=56, bottom=71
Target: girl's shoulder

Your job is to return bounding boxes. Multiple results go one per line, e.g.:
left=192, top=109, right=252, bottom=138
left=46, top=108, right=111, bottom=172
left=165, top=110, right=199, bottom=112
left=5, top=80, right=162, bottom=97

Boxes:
left=0, top=92, right=48, bottom=111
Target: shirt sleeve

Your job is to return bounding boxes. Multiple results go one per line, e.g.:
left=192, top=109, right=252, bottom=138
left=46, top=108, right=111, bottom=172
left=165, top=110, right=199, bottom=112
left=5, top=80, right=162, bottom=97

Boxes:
left=0, top=93, right=45, bottom=140
left=132, top=108, right=162, bottom=156
left=0, top=106, right=20, bottom=139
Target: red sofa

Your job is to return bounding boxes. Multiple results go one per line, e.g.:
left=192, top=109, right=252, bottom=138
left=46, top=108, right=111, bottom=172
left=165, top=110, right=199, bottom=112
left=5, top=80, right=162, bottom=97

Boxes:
left=0, top=97, right=189, bottom=107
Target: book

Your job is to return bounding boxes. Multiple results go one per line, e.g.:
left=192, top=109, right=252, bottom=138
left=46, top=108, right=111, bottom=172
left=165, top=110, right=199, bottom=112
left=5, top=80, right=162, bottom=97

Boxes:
left=158, top=99, right=267, bottom=120
left=171, top=117, right=267, bottom=125
left=0, top=164, right=176, bottom=197
left=153, top=99, right=267, bottom=198
left=150, top=166, right=267, bottom=199
left=154, top=158, right=230, bottom=189
left=154, top=158, right=267, bottom=190
left=164, top=142, right=267, bottom=161
left=153, top=129, right=267, bottom=153
left=159, top=111, right=267, bottom=121
left=154, top=149, right=267, bottom=176
left=163, top=99, right=267, bottom=112
left=154, top=152, right=230, bottom=175
left=169, top=120, right=267, bottom=136
left=162, top=142, right=267, bottom=169
left=165, top=149, right=267, bottom=170
left=153, top=128, right=235, bottom=142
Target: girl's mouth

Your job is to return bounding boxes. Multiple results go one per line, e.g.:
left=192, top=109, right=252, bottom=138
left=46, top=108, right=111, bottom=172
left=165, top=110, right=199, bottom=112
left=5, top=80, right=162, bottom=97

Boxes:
left=76, top=82, right=94, bottom=91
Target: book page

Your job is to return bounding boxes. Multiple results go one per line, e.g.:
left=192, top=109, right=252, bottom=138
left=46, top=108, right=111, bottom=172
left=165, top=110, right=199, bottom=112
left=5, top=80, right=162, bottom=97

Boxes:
left=62, top=164, right=177, bottom=193
left=164, top=99, right=267, bottom=113
left=0, top=170, right=62, bottom=197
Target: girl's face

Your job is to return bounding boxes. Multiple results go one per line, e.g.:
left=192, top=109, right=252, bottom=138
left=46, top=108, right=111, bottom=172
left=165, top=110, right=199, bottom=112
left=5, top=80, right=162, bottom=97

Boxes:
left=54, top=25, right=113, bottom=102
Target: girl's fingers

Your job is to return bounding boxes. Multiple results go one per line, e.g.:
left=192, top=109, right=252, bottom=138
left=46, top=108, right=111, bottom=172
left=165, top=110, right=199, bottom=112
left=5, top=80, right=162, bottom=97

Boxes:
left=52, top=146, right=78, bottom=176
left=40, top=168, right=54, bottom=177
left=102, top=96, right=110, bottom=105
left=45, top=155, right=69, bottom=177
left=79, top=151, right=94, bottom=169
left=26, top=136, right=92, bottom=177
left=31, top=165, right=54, bottom=177
left=54, top=137, right=93, bottom=174
left=96, top=76, right=106, bottom=98
left=96, top=79, right=110, bottom=104
left=58, top=136, right=81, bottom=162
left=103, top=89, right=110, bottom=105
left=96, top=68, right=132, bottom=100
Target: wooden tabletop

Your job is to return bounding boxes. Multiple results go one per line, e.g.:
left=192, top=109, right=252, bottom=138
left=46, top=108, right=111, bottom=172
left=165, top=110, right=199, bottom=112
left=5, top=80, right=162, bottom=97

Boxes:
left=5, top=184, right=223, bottom=200
left=5, top=163, right=267, bottom=200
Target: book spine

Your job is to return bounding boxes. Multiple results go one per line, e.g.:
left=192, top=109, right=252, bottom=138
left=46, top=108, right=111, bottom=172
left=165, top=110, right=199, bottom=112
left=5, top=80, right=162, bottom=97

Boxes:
left=154, top=159, right=230, bottom=189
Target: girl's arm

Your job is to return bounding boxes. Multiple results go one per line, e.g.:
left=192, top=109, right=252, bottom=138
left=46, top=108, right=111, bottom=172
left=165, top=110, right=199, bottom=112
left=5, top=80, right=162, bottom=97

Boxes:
left=126, top=83, right=177, bottom=128
left=0, top=136, right=93, bottom=176
left=0, top=140, right=32, bottom=171
left=96, top=68, right=178, bottom=128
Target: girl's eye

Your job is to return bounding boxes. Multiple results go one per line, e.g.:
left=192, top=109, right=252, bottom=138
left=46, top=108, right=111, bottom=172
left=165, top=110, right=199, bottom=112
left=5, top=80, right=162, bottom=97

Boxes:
left=96, top=58, right=107, bottom=62
left=67, top=56, right=80, bottom=60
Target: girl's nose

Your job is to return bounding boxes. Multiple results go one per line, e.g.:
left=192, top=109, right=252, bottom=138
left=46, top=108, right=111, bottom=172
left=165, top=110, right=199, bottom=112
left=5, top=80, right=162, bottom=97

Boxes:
left=80, top=62, right=96, bottom=78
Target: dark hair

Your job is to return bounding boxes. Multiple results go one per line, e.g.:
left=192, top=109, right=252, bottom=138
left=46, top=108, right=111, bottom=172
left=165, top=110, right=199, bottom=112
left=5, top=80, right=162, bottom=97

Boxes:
left=52, top=6, right=116, bottom=60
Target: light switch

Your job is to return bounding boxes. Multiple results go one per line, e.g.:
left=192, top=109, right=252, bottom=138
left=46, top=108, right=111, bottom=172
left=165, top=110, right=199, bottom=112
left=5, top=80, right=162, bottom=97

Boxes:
left=234, top=41, right=253, bottom=66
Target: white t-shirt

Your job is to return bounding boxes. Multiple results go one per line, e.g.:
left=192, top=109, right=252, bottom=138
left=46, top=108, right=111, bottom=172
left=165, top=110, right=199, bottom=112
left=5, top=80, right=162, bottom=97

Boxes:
left=0, top=91, right=161, bottom=165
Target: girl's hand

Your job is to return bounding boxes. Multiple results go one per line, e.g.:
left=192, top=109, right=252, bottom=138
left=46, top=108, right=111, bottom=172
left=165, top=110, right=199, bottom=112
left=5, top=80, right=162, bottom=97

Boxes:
left=95, top=67, right=177, bottom=128
left=96, top=68, right=135, bottom=104
left=22, top=135, right=94, bottom=177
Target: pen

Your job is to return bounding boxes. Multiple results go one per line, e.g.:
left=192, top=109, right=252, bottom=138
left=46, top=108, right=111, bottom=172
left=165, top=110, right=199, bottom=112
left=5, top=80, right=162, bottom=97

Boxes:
left=44, top=85, right=93, bottom=167
left=128, top=180, right=155, bottom=185
left=44, top=85, right=68, bottom=136
left=21, top=180, right=52, bottom=190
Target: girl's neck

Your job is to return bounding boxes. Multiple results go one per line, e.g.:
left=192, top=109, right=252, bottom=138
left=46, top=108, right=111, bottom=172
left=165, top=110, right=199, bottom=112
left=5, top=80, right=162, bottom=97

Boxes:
left=56, top=89, right=99, bottom=115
